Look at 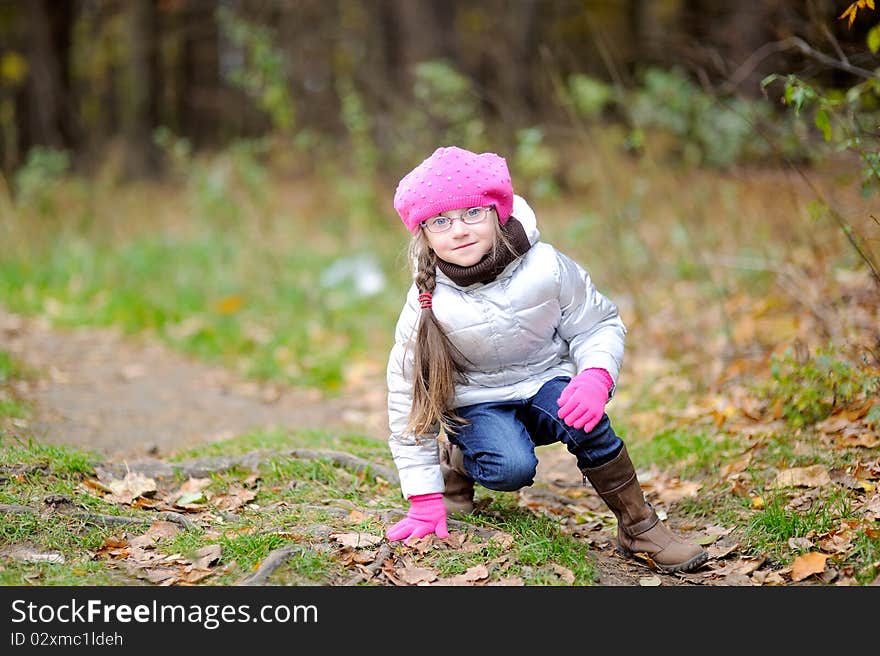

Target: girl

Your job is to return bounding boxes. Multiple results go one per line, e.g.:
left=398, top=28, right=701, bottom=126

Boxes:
left=384, top=146, right=707, bottom=573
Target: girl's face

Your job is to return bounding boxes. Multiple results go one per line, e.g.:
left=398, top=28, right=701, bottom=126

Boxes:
left=422, top=207, right=497, bottom=266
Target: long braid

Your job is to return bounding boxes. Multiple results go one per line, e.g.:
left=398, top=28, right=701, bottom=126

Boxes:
left=406, top=238, right=468, bottom=436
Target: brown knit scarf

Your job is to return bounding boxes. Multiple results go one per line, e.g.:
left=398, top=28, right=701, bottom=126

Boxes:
left=436, top=217, right=532, bottom=287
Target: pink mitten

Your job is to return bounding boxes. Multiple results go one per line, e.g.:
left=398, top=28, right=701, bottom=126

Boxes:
left=557, top=368, right=614, bottom=432
left=386, top=493, right=449, bottom=543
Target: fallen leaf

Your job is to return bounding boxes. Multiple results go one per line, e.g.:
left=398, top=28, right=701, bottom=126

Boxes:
left=815, top=414, right=853, bottom=433
left=83, top=477, right=113, bottom=494
left=190, top=544, right=222, bottom=569
left=0, top=545, right=65, bottom=564
left=720, top=453, right=752, bottom=477
left=176, top=478, right=211, bottom=494
left=432, top=563, right=490, bottom=586
left=331, top=532, right=383, bottom=548
left=105, top=471, right=157, bottom=505
left=774, top=465, right=831, bottom=488
left=790, top=552, right=829, bottom=582
left=735, top=556, right=766, bottom=575
left=175, top=491, right=208, bottom=506
left=707, top=542, right=739, bottom=559
left=142, top=567, right=179, bottom=584
left=347, top=509, right=368, bottom=523
left=128, top=521, right=181, bottom=548
left=212, top=486, right=256, bottom=511
left=180, top=568, right=214, bottom=584
left=551, top=564, right=575, bottom=584
left=399, top=566, right=437, bottom=585
left=836, top=431, right=880, bottom=449
left=751, top=569, right=787, bottom=585
left=655, top=479, right=701, bottom=504
left=788, top=537, right=813, bottom=550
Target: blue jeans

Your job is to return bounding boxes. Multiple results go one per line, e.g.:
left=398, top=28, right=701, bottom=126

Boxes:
left=446, top=376, right=623, bottom=492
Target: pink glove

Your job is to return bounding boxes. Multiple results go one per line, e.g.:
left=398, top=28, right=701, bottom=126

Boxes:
left=557, top=368, right=613, bottom=432
left=386, top=493, right=449, bottom=543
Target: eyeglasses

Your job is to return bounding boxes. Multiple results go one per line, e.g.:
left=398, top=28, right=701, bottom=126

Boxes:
left=420, top=206, right=494, bottom=233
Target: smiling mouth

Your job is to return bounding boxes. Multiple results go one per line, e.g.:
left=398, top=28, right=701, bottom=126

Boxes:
left=452, top=242, right=477, bottom=250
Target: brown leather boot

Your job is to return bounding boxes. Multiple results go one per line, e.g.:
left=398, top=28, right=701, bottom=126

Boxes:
left=439, top=439, right=475, bottom=514
left=581, top=445, right=707, bottom=573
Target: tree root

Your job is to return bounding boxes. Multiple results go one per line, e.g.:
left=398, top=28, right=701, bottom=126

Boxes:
left=343, top=542, right=393, bottom=586
left=96, top=448, right=399, bottom=485
left=234, top=544, right=305, bottom=585
left=0, top=503, right=196, bottom=531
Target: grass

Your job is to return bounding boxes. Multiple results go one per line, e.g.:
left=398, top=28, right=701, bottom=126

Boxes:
left=0, top=141, right=878, bottom=586
left=0, top=430, right=600, bottom=586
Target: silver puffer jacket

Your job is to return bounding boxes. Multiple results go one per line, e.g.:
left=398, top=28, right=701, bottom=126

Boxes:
left=386, top=195, right=627, bottom=498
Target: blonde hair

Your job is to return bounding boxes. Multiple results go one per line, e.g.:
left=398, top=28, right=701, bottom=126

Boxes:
left=403, top=216, right=518, bottom=436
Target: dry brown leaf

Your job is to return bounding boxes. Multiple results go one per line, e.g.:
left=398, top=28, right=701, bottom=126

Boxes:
left=0, top=545, right=65, bottom=564
left=399, top=566, right=437, bottom=585
left=836, top=431, right=880, bottom=449
left=735, top=556, right=766, bottom=575
left=788, top=537, right=813, bottom=551
left=212, top=486, right=256, bottom=511
left=707, top=542, right=739, bottom=559
left=179, top=568, right=214, bottom=584
left=864, top=493, right=880, bottom=518
left=83, top=477, right=113, bottom=494
left=773, top=465, right=831, bottom=488
left=815, top=414, right=853, bottom=433
left=176, top=477, right=211, bottom=494
left=488, top=531, right=515, bottom=548
left=432, top=563, right=490, bottom=586
left=817, top=532, right=852, bottom=554
left=791, top=552, right=828, bottom=581
left=143, top=567, right=179, bottom=584
left=190, top=544, right=222, bottom=569
left=751, top=569, right=787, bottom=586
left=346, top=509, right=369, bottom=523
left=720, top=453, right=752, bottom=478
left=654, top=479, right=701, bottom=504
left=104, top=471, right=157, bottom=505
left=129, top=521, right=181, bottom=548
left=330, top=532, right=383, bottom=548
left=351, top=550, right=377, bottom=564
left=551, top=564, right=575, bottom=584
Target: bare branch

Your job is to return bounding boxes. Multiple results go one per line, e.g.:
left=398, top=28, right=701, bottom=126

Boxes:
left=721, top=36, right=878, bottom=94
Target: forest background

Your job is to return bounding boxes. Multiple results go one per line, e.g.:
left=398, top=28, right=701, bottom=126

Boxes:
left=0, top=0, right=879, bottom=589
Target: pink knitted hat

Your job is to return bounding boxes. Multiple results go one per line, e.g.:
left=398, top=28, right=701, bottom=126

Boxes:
left=393, top=146, right=514, bottom=234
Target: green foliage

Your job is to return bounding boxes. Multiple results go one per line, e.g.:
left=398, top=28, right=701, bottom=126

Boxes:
left=400, top=59, right=488, bottom=163
left=154, top=128, right=270, bottom=227
left=333, top=75, right=382, bottom=231
left=626, top=67, right=772, bottom=168
left=216, top=6, right=295, bottom=135
left=512, top=127, right=560, bottom=199
left=762, top=71, right=880, bottom=195
left=12, top=146, right=71, bottom=213
left=758, top=345, right=880, bottom=428
left=567, top=73, right=614, bottom=119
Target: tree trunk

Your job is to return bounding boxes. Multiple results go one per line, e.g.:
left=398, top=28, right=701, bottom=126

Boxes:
left=121, top=0, right=159, bottom=178
left=24, top=0, right=68, bottom=150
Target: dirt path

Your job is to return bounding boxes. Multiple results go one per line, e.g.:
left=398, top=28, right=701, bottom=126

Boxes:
left=1, top=306, right=705, bottom=586
left=0, top=308, right=389, bottom=459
